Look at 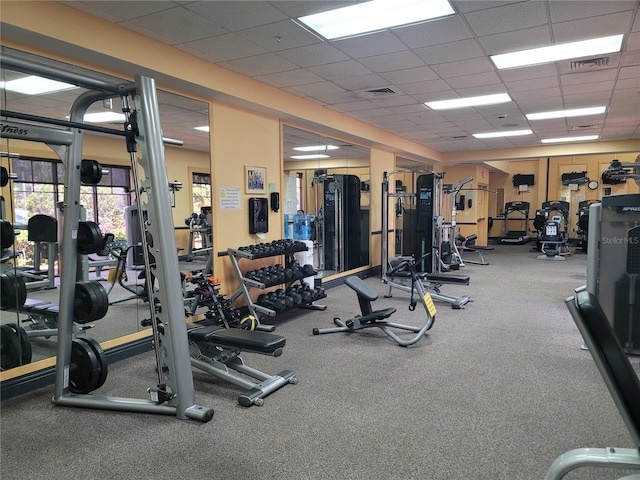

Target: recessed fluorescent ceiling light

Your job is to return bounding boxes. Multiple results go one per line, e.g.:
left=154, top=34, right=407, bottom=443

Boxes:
left=195, top=126, right=210, bottom=132
left=293, top=145, right=339, bottom=152
left=491, top=34, right=623, bottom=69
left=541, top=135, right=599, bottom=144
left=297, top=0, right=455, bottom=40
left=473, top=129, right=532, bottom=139
left=526, top=106, right=606, bottom=121
left=0, top=75, right=77, bottom=95
left=290, top=154, right=330, bottom=160
left=84, top=112, right=126, bottom=123
left=425, top=93, right=511, bottom=110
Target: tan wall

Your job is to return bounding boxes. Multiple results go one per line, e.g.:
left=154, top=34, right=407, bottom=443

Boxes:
left=487, top=153, right=640, bottom=239
left=210, top=103, right=281, bottom=296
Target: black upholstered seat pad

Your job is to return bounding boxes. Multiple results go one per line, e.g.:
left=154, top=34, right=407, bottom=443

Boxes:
left=189, top=325, right=285, bottom=353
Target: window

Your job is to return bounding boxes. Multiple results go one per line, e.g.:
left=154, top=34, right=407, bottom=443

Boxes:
left=9, top=157, right=131, bottom=267
left=192, top=171, right=211, bottom=213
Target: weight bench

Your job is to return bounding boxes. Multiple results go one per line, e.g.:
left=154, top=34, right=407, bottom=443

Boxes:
left=187, top=324, right=297, bottom=406
left=384, top=256, right=472, bottom=309
left=313, top=275, right=434, bottom=347
left=10, top=298, right=94, bottom=339
left=544, top=289, right=640, bottom=479
left=456, top=234, right=494, bottom=265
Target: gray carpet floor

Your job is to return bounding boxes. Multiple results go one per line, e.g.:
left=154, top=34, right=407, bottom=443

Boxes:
left=2, top=244, right=639, bottom=480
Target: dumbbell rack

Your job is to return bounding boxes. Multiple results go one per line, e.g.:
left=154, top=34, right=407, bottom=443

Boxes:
left=227, top=240, right=326, bottom=332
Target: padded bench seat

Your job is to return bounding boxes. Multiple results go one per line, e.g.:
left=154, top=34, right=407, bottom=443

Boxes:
left=390, top=270, right=470, bottom=285
left=188, top=325, right=285, bottom=356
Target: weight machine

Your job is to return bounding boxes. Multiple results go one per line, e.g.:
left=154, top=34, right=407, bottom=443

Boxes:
left=185, top=206, right=213, bottom=262
left=0, top=52, right=213, bottom=421
left=381, top=170, right=471, bottom=309
left=586, top=156, right=640, bottom=355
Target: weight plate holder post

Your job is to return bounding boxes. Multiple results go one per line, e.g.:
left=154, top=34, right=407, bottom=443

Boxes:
left=0, top=51, right=213, bottom=421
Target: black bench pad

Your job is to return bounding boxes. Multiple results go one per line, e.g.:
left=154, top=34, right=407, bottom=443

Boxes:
left=390, top=271, right=470, bottom=285
left=188, top=325, right=285, bottom=354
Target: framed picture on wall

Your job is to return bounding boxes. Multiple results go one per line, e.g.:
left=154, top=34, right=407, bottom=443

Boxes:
left=245, top=166, right=267, bottom=195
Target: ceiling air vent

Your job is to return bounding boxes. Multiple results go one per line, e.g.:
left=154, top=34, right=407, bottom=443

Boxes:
left=571, top=124, right=601, bottom=131
left=450, top=135, right=468, bottom=139
left=570, top=57, right=609, bottom=69
left=364, top=87, right=396, bottom=96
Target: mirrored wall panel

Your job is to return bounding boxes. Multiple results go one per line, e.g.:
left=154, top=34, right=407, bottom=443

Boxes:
left=283, top=125, right=370, bottom=277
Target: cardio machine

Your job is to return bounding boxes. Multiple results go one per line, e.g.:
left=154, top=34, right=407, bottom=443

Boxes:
left=500, top=201, right=531, bottom=244
left=533, top=200, right=572, bottom=259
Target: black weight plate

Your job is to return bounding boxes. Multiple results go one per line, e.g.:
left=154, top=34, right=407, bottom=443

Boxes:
left=74, top=281, right=109, bottom=323
left=6, top=323, right=32, bottom=365
left=77, top=221, right=103, bottom=255
left=75, top=337, right=108, bottom=390
left=0, top=166, right=8, bottom=187
left=1, top=271, right=27, bottom=310
left=85, top=281, right=109, bottom=321
left=0, top=324, right=21, bottom=370
left=81, top=159, right=102, bottom=185
left=69, top=338, right=100, bottom=394
left=1, top=219, right=14, bottom=249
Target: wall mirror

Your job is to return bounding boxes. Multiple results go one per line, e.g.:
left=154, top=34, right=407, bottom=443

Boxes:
left=0, top=47, right=210, bottom=374
left=282, top=125, right=370, bottom=278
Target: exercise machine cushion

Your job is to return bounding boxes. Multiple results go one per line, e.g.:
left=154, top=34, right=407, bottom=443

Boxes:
left=345, top=276, right=378, bottom=301
left=188, top=325, right=285, bottom=355
left=28, top=214, right=58, bottom=243
left=571, top=290, right=640, bottom=440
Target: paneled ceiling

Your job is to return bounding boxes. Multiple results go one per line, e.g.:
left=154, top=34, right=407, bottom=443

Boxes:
left=3, top=1, right=640, bottom=159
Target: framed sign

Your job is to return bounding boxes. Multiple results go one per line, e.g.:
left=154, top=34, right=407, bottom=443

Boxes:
left=245, top=166, right=266, bottom=194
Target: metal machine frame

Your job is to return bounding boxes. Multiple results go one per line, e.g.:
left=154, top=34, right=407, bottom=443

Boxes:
left=0, top=52, right=213, bottom=421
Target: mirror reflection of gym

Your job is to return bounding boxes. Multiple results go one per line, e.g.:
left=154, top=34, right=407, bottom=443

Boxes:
left=282, top=125, right=370, bottom=278
left=0, top=47, right=211, bottom=374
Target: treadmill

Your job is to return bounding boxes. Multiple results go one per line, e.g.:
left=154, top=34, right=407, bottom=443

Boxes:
left=500, top=201, right=531, bottom=244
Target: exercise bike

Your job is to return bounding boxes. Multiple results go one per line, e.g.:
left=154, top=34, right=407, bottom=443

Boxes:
left=312, top=253, right=436, bottom=347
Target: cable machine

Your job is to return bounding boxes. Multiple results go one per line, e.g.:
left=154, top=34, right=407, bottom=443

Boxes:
left=381, top=170, right=472, bottom=309
left=321, top=174, right=361, bottom=273
left=0, top=52, right=213, bottom=421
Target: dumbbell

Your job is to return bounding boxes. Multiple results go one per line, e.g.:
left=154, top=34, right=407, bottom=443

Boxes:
left=299, top=285, right=314, bottom=303
left=301, top=264, right=315, bottom=277
left=313, top=286, right=326, bottom=301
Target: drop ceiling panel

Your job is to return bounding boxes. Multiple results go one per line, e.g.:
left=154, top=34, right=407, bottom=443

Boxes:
left=391, top=15, right=474, bottom=48
left=120, top=7, right=224, bottom=45
left=222, top=53, right=299, bottom=76
left=333, top=31, right=409, bottom=58
left=357, top=51, right=425, bottom=73
left=414, top=38, right=485, bottom=64
left=275, top=43, right=350, bottom=68
left=184, top=1, right=289, bottom=30
left=463, top=2, right=549, bottom=36
left=308, top=61, right=373, bottom=81
left=548, top=1, right=637, bottom=23
left=551, top=12, right=635, bottom=42
left=430, top=57, right=495, bottom=78
left=477, top=26, right=552, bottom=55
left=235, top=20, right=321, bottom=52
left=378, top=67, right=440, bottom=85
left=181, top=34, right=268, bottom=62
left=4, top=1, right=639, bottom=155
